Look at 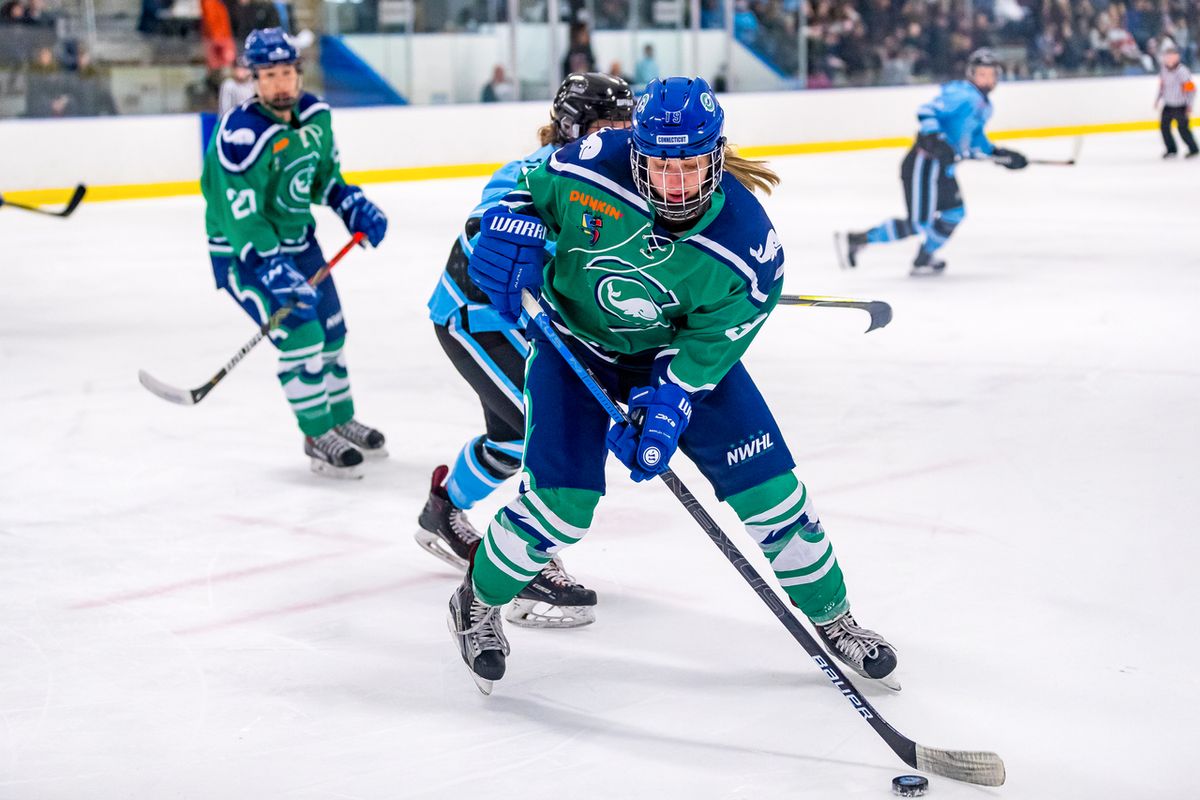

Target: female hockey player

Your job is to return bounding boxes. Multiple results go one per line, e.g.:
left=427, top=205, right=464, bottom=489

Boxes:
left=446, top=76, right=899, bottom=694
left=201, top=28, right=388, bottom=478
left=419, top=73, right=635, bottom=629
left=839, top=48, right=1028, bottom=276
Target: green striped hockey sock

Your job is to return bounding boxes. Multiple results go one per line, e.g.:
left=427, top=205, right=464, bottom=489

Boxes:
left=471, top=487, right=599, bottom=607
left=728, top=472, right=849, bottom=624
left=275, top=321, right=332, bottom=437
left=322, top=336, right=355, bottom=427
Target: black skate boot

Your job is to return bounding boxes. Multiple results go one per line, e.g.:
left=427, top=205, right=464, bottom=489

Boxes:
left=835, top=231, right=868, bottom=269
left=506, top=557, right=598, bottom=629
left=816, top=610, right=900, bottom=691
left=304, top=430, right=364, bottom=479
left=910, top=247, right=946, bottom=277
left=415, top=465, right=481, bottom=570
left=333, top=419, right=387, bottom=459
left=448, top=563, right=510, bottom=695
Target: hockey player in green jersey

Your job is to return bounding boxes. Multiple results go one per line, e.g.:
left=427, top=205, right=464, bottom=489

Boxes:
left=447, top=76, right=900, bottom=694
left=201, top=28, right=388, bottom=478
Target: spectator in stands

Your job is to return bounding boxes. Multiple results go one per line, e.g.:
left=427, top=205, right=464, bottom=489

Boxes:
left=480, top=64, right=515, bottom=102
left=66, top=46, right=117, bottom=116
left=202, top=0, right=236, bottom=73
left=218, top=56, right=255, bottom=113
left=1, top=0, right=25, bottom=22
left=634, top=43, right=658, bottom=89
left=25, top=44, right=70, bottom=117
left=563, top=20, right=596, bottom=75
left=228, top=0, right=280, bottom=44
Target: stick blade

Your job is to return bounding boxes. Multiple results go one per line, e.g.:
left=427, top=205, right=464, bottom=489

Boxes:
left=59, top=184, right=87, bottom=217
left=915, top=744, right=1006, bottom=786
left=138, top=369, right=196, bottom=406
left=864, top=301, right=893, bottom=332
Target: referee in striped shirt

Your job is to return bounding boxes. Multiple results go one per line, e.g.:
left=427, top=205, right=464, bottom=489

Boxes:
left=1156, top=39, right=1198, bottom=159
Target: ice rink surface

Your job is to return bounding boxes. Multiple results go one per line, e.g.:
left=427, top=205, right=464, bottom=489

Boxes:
left=2, top=130, right=1197, bottom=799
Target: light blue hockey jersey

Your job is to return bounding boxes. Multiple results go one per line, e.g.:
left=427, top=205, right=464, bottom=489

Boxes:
left=428, top=144, right=556, bottom=332
left=916, top=80, right=994, bottom=159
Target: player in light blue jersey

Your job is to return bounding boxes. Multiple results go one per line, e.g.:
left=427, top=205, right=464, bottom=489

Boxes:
left=416, top=73, right=634, bottom=629
left=839, top=48, right=1029, bottom=276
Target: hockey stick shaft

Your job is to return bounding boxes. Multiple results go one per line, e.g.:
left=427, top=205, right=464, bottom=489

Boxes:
left=778, top=294, right=893, bottom=332
left=139, top=232, right=364, bottom=405
left=0, top=184, right=87, bottom=218
left=519, top=289, right=1004, bottom=787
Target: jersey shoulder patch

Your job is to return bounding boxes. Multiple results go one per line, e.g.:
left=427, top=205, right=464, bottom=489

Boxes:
left=546, top=129, right=649, bottom=216
left=687, top=178, right=783, bottom=307
left=216, top=101, right=286, bottom=174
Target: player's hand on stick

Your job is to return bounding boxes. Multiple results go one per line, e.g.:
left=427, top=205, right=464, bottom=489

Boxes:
left=254, top=254, right=320, bottom=321
left=992, top=147, right=1028, bottom=170
left=917, top=132, right=956, bottom=164
left=468, top=207, right=546, bottom=322
left=606, top=384, right=691, bottom=482
left=330, top=184, right=388, bottom=247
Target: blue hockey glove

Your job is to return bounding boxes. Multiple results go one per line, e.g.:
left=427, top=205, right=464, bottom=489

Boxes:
left=254, top=254, right=319, bottom=321
left=467, top=206, right=547, bottom=322
left=992, top=147, right=1028, bottom=170
left=330, top=184, right=388, bottom=247
left=606, top=384, right=692, bottom=482
left=917, top=133, right=956, bottom=164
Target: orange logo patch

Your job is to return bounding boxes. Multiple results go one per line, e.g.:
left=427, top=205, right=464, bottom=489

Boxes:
left=273, top=138, right=290, bottom=154
left=568, top=189, right=623, bottom=221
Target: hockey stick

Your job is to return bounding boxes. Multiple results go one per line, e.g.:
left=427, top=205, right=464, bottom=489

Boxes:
left=778, top=294, right=893, bottom=333
left=0, top=184, right=87, bottom=218
left=520, top=288, right=1005, bottom=788
left=995, top=136, right=1084, bottom=167
left=138, top=232, right=364, bottom=406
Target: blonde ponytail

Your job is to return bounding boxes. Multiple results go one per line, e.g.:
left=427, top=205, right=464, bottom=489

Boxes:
left=722, top=144, right=780, bottom=195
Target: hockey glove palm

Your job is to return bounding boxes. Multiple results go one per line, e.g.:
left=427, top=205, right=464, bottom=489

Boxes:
left=331, top=184, right=388, bottom=247
left=468, top=207, right=547, bottom=322
left=606, top=384, right=692, bottom=482
left=992, top=147, right=1028, bottom=170
left=255, top=254, right=319, bottom=321
left=917, top=133, right=957, bottom=164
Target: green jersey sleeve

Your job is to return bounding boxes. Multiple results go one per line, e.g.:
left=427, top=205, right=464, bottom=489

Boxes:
left=516, top=159, right=563, bottom=235
left=305, top=107, right=347, bottom=205
left=202, top=141, right=282, bottom=259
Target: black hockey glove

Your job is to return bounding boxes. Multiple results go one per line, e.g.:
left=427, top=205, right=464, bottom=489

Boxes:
left=917, top=133, right=956, bottom=164
left=992, top=148, right=1028, bottom=170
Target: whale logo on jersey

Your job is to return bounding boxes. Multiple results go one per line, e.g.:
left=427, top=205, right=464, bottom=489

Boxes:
left=595, top=276, right=666, bottom=328
left=580, top=212, right=603, bottom=245
left=750, top=229, right=782, bottom=264
left=579, top=132, right=603, bottom=160
left=221, top=127, right=256, bottom=146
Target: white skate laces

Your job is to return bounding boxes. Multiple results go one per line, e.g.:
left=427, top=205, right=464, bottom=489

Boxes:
left=312, top=430, right=357, bottom=459
left=448, top=508, right=482, bottom=546
left=540, top=556, right=580, bottom=588
left=821, top=612, right=890, bottom=666
left=457, top=598, right=510, bottom=658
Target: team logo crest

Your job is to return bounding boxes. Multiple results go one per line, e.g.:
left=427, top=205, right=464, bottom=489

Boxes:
left=580, top=212, right=603, bottom=245
left=595, top=275, right=666, bottom=329
left=700, top=92, right=715, bottom=112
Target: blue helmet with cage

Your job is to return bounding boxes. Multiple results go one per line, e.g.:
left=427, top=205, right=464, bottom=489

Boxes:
left=243, top=28, right=299, bottom=72
left=630, top=76, right=726, bottom=222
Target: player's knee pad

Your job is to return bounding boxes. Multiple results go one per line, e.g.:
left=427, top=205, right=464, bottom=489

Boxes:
left=447, top=436, right=523, bottom=509
left=937, top=205, right=965, bottom=228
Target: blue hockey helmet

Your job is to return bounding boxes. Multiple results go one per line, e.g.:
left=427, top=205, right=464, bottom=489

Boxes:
left=630, top=77, right=726, bottom=222
left=243, top=28, right=299, bottom=72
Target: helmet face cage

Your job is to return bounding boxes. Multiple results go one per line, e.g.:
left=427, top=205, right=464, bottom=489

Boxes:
left=629, top=76, right=726, bottom=223
left=630, top=143, right=725, bottom=222
left=551, top=73, right=635, bottom=143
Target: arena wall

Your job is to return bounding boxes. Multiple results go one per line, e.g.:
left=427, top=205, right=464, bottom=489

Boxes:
left=0, top=75, right=1159, bottom=205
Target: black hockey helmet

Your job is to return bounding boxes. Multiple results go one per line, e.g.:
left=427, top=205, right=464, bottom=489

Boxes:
left=966, top=47, right=1000, bottom=77
left=549, top=72, right=635, bottom=144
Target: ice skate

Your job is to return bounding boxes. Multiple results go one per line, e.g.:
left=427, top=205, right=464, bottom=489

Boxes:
left=415, top=465, right=481, bottom=569
left=448, top=573, right=510, bottom=695
left=816, top=610, right=900, bottom=691
left=333, top=419, right=387, bottom=459
left=910, top=248, right=946, bottom=277
left=304, top=430, right=363, bottom=479
left=506, top=556, right=598, bottom=629
left=835, top=230, right=867, bottom=269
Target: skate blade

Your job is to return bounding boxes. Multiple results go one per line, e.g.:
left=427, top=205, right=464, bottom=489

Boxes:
left=505, top=599, right=596, bottom=629
left=876, top=672, right=902, bottom=692
left=309, top=458, right=363, bottom=480
left=414, top=529, right=469, bottom=571
left=833, top=231, right=851, bottom=270
left=446, top=611, right=495, bottom=695
left=909, top=265, right=945, bottom=277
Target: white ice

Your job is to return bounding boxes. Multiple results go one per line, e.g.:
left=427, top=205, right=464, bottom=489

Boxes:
left=2, top=130, right=1196, bottom=799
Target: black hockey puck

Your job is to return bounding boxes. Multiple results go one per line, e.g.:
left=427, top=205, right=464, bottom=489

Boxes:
left=892, top=774, right=929, bottom=796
